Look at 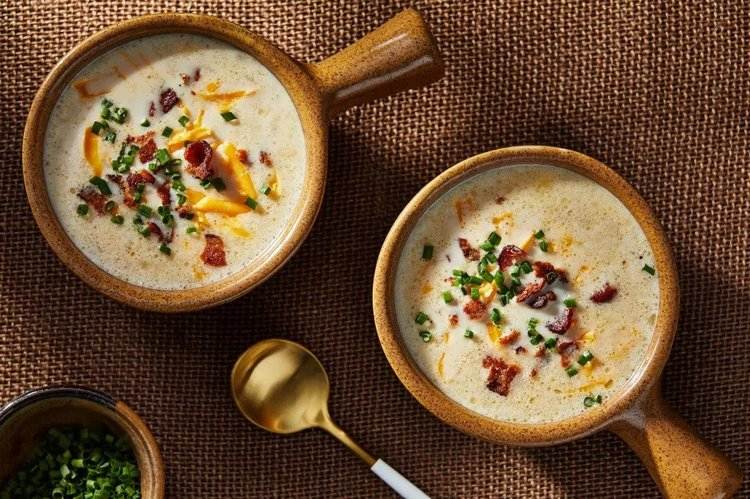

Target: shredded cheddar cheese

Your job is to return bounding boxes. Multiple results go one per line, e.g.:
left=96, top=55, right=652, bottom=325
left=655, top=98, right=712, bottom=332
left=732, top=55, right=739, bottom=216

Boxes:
left=83, top=129, right=103, bottom=176
left=197, top=80, right=256, bottom=111
left=193, top=197, right=251, bottom=216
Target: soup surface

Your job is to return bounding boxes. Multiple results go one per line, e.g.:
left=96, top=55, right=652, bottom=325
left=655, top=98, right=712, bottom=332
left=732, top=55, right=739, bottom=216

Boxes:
left=395, top=164, right=659, bottom=423
left=44, top=33, right=306, bottom=290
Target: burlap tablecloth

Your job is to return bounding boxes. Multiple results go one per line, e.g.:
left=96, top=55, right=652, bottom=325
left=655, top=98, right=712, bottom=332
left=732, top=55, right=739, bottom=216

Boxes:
left=3, top=1, right=749, bottom=497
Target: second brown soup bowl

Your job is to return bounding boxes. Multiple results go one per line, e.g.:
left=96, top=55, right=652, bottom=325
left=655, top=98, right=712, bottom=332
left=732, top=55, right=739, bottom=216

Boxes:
left=373, top=146, right=743, bottom=498
left=23, top=9, right=443, bottom=312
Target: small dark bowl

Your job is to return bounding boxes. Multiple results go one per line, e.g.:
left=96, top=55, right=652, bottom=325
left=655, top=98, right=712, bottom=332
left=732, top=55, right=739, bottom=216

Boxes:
left=0, top=387, right=164, bottom=498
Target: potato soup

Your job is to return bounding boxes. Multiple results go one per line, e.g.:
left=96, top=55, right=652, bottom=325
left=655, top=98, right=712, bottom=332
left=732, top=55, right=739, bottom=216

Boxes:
left=44, top=34, right=305, bottom=290
left=395, top=164, right=659, bottom=423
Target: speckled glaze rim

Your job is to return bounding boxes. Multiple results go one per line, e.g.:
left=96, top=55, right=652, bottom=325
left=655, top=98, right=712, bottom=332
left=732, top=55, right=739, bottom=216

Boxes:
left=23, top=14, right=326, bottom=312
left=373, top=146, right=680, bottom=446
left=0, top=386, right=165, bottom=498
left=23, top=11, right=443, bottom=312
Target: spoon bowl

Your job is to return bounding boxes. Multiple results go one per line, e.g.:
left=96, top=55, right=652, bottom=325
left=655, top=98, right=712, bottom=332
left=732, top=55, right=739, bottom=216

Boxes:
left=231, top=339, right=430, bottom=498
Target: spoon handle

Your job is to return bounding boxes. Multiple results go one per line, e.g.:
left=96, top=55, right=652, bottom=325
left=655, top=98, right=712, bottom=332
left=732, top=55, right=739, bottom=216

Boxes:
left=371, top=459, right=430, bottom=499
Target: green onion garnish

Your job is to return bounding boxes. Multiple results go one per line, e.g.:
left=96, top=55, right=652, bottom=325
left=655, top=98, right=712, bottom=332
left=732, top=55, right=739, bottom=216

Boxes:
left=528, top=318, right=539, bottom=329
left=88, top=176, right=111, bottom=195
left=178, top=115, right=190, bottom=126
left=642, top=264, right=656, bottom=275
left=577, top=351, right=594, bottom=366
left=494, top=271, right=504, bottom=287
left=140, top=119, right=150, bottom=127
left=421, top=244, right=434, bottom=260
left=162, top=126, right=173, bottom=137
left=419, top=330, right=432, bottom=343
left=519, top=261, right=532, bottom=274
left=464, top=329, right=474, bottom=338
left=442, top=291, right=454, bottom=304
left=159, top=244, right=171, bottom=255
left=211, top=177, right=226, bottom=191
left=221, top=111, right=237, bottom=122
left=245, top=197, right=258, bottom=209
left=539, top=240, right=549, bottom=252
left=260, top=184, right=272, bottom=196
left=509, top=265, right=520, bottom=277
left=103, top=130, right=117, bottom=143
left=563, top=298, right=577, bottom=308
left=468, top=275, right=483, bottom=285
left=583, top=396, right=597, bottom=407
left=137, top=205, right=153, bottom=218
left=480, top=270, right=494, bottom=282
left=470, top=287, right=480, bottom=300
left=110, top=215, right=124, bottom=225
left=155, top=148, right=170, bottom=165
left=534, top=229, right=545, bottom=239
left=490, top=308, right=501, bottom=324
left=104, top=200, right=116, bottom=213
left=186, top=226, right=198, bottom=234
left=101, top=98, right=113, bottom=108
left=529, top=334, right=543, bottom=345
left=487, top=231, right=501, bottom=246
left=91, top=121, right=106, bottom=134
left=76, top=204, right=89, bottom=216
left=544, top=337, right=558, bottom=349
left=415, top=312, right=429, bottom=325
left=566, top=366, right=579, bottom=377
left=479, top=241, right=494, bottom=252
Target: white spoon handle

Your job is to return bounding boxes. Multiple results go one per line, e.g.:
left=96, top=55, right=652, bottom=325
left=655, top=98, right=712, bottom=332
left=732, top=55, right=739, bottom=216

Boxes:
left=371, top=459, right=430, bottom=499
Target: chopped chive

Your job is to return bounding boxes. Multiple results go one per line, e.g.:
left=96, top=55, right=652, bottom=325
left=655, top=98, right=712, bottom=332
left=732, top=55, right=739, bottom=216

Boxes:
left=577, top=351, right=594, bottom=366
left=140, top=118, right=151, bottom=127
left=528, top=317, right=539, bottom=329
left=159, top=244, right=171, bottom=255
left=642, top=264, right=656, bottom=275
left=539, top=240, right=549, bottom=252
left=511, top=276, right=521, bottom=286
left=155, top=148, right=170, bottom=165
left=544, top=337, right=558, bottom=349
left=487, top=231, right=501, bottom=246
left=110, top=215, right=124, bottom=225
left=421, top=244, right=434, bottom=260
left=88, top=176, right=111, bottom=195
left=76, top=204, right=89, bottom=216
left=519, top=261, right=532, bottom=274
left=442, top=291, right=454, bottom=304
left=137, top=205, right=153, bottom=218
left=453, top=269, right=465, bottom=276
left=211, top=177, right=226, bottom=191
left=480, top=270, right=494, bottom=282
left=178, top=115, right=190, bottom=126
left=245, top=197, right=258, bottom=209
left=509, top=265, right=520, bottom=277
left=485, top=252, right=497, bottom=263
left=260, top=184, right=272, bottom=196
left=478, top=259, right=488, bottom=273
left=500, top=293, right=510, bottom=306
left=464, top=329, right=474, bottom=338
left=91, top=121, right=106, bottom=134
left=468, top=275, right=483, bottom=285
left=563, top=297, right=577, bottom=308
left=490, top=308, right=501, bottom=324
left=470, top=287, right=480, bottom=300
left=583, top=396, right=596, bottom=407
left=137, top=225, right=151, bottom=237
left=415, top=312, right=429, bottom=325
left=566, top=366, right=579, bottom=377
left=162, top=126, right=174, bottom=137
left=103, top=130, right=117, bottom=143
left=419, top=330, right=432, bottom=343
left=534, top=229, right=545, bottom=239
left=101, top=98, right=113, bottom=108
left=172, top=179, right=186, bottom=191
left=480, top=241, right=494, bottom=252
left=596, top=394, right=603, bottom=403
left=186, top=226, right=198, bottom=234
left=529, top=334, right=543, bottom=345
left=104, top=200, right=116, bottom=213
left=221, top=111, right=237, bottom=122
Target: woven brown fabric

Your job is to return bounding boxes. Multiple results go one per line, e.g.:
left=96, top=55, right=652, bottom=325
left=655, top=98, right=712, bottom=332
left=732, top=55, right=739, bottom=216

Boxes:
left=3, top=1, right=749, bottom=497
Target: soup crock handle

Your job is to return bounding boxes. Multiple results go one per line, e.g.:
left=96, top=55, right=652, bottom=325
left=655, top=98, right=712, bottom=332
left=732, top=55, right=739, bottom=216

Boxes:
left=307, top=8, right=444, bottom=118
left=609, top=384, right=743, bottom=498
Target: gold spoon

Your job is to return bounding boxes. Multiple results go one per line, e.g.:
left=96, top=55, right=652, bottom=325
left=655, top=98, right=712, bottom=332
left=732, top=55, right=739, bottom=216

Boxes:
left=231, top=339, right=430, bottom=499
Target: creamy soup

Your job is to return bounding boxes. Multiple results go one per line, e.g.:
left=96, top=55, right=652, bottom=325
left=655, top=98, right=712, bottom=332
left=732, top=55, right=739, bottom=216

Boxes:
left=395, top=164, right=659, bottom=423
left=44, top=34, right=306, bottom=290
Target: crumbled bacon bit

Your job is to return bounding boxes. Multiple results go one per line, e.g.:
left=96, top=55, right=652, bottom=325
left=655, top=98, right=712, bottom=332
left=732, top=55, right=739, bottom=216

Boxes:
left=127, top=170, right=155, bottom=188
left=557, top=340, right=578, bottom=367
left=532, top=261, right=568, bottom=283
left=107, top=174, right=133, bottom=207
left=458, top=238, right=480, bottom=261
left=463, top=299, right=487, bottom=320
left=591, top=283, right=618, bottom=303
left=237, top=149, right=250, bottom=165
left=126, top=131, right=155, bottom=147
left=529, top=293, right=549, bottom=309
left=194, top=68, right=201, bottom=82
left=515, top=346, right=527, bottom=355
left=448, top=314, right=459, bottom=327
left=157, top=182, right=171, bottom=206
left=535, top=346, right=547, bottom=358
left=148, top=101, right=156, bottom=117
left=201, top=234, right=226, bottom=266
left=482, top=356, right=520, bottom=396
left=184, top=140, right=214, bottom=180
left=259, top=150, right=273, bottom=167
left=516, top=279, right=545, bottom=303
left=180, top=73, right=191, bottom=85
left=499, top=329, right=520, bottom=345
left=495, top=196, right=505, bottom=204
left=138, top=138, right=156, bottom=163
left=546, top=307, right=575, bottom=334
left=531, top=367, right=539, bottom=377
left=147, top=222, right=163, bottom=241
left=159, top=88, right=179, bottom=113
left=77, top=186, right=107, bottom=214
left=546, top=291, right=557, bottom=301
left=498, top=245, right=526, bottom=270
left=177, top=206, right=194, bottom=219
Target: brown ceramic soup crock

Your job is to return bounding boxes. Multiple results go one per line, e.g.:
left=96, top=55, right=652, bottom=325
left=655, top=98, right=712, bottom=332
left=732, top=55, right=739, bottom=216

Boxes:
left=0, top=386, right=164, bottom=498
left=23, top=9, right=443, bottom=312
left=373, top=146, right=743, bottom=497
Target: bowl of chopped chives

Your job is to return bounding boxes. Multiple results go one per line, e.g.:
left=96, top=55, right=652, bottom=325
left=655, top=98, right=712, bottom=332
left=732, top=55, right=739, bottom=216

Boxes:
left=0, top=386, right=164, bottom=499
